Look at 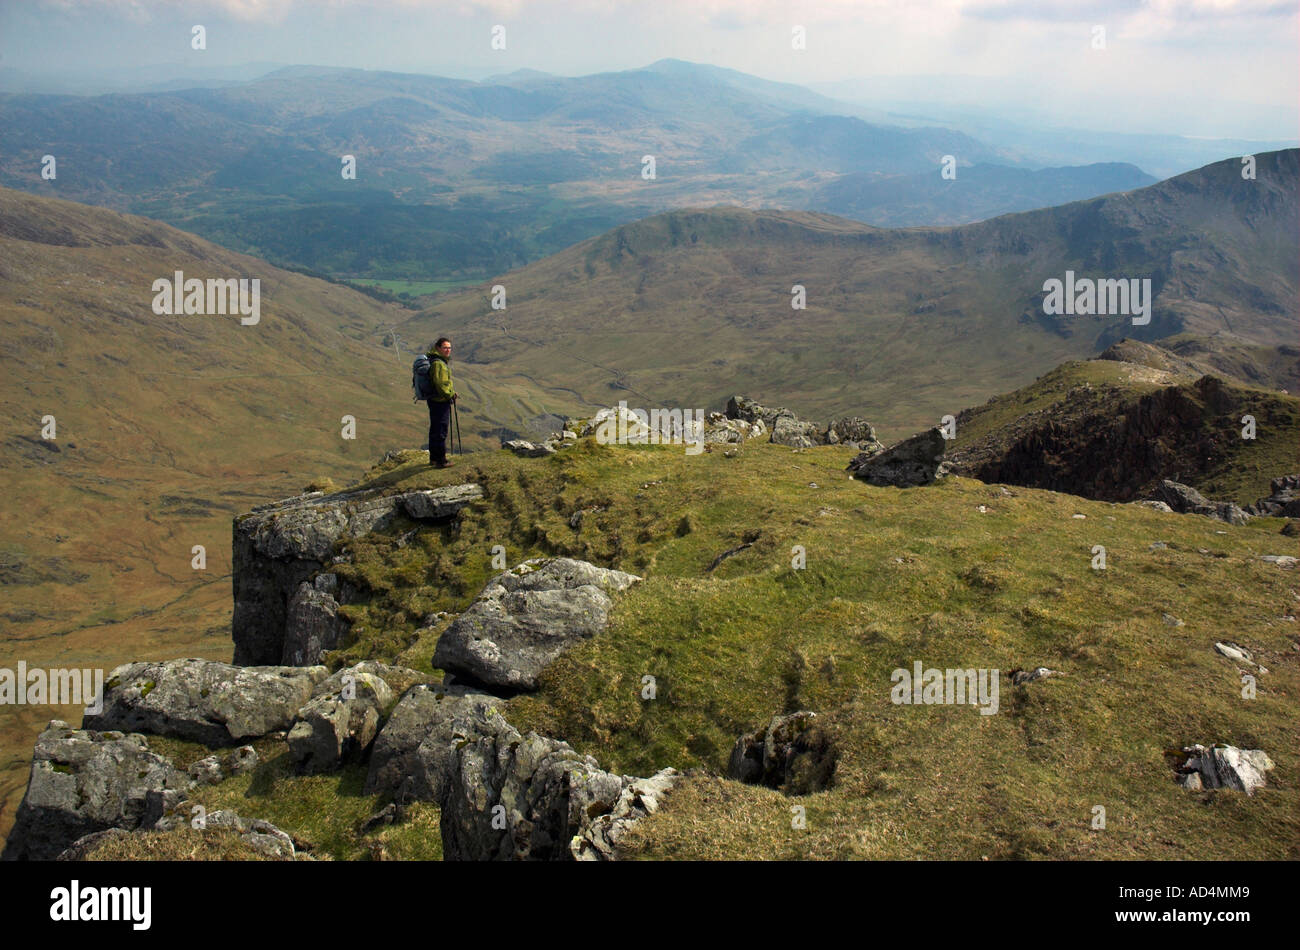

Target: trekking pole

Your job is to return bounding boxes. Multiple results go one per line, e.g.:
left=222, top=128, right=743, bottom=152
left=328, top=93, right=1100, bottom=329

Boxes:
left=453, top=402, right=462, bottom=455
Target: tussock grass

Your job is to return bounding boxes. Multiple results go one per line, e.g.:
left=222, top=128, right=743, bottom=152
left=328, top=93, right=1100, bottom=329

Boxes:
left=310, top=437, right=1300, bottom=859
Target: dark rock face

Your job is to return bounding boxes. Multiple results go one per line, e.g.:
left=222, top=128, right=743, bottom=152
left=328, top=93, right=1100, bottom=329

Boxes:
left=433, top=558, right=641, bottom=694
left=232, top=484, right=483, bottom=665
left=2, top=721, right=189, bottom=861
left=847, top=427, right=951, bottom=487
left=948, top=375, right=1272, bottom=505
left=84, top=659, right=328, bottom=746
left=727, top=711, right=837, bottom=795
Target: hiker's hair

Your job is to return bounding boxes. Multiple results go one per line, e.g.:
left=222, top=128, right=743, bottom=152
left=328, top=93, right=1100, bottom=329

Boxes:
left=434, top=337, right=450, bottom=349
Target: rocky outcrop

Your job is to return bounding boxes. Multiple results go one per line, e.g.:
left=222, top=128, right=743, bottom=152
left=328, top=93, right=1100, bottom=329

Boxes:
left=1245, top=474, right=1300, bottom=518
left=433, top=558, right=641, bottom=694
left=1173, top=744, right=1274, bottom=795
left=1, top=721, right=189, bottom=861
left=724, top=396, right=883, bottom=452
left=233, top=483, right=483, bottom=665
left=282, top=574, right=349, bottom=666
left=847, top=427, right=951, bottom=487
left=436, top=699, right=676, bottom=860
left=825, top=417, right=884, bottom=454
left=1153, top=479, right=1251, bottom=525
left=84, top=659, right=328, bottom=746
left=572, top=768, right=679, bottom=861
left=726, top=711, right=837, bottom=795
left=364, top=684, right=676, bottom=860
left=287, top=666, right=395, bottom=775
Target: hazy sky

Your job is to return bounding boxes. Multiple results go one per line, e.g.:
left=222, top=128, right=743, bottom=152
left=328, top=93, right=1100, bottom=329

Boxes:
left=2, top=0, right=1295, bottom=139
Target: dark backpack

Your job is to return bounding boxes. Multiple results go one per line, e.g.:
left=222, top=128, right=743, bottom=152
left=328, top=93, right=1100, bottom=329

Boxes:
left=412, top=354, right=434, bottom=402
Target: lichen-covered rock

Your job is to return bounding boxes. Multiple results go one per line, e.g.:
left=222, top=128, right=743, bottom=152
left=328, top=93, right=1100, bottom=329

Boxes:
left=1174, top=744, right=1274, bottom=795
left=84, top=659, right=328, bottom=746
left=502, top=439, right=558, bottom=458
left=770, top=411, right=820, bottom=448
left=847, top=427, right=951, bottom=487
left=572, top=768, right=680, bottom=861
left=433, top=558, right=641, bottom=693
left=826, top=417, right=884, bottom=453
left=233, top=484, right=482, bottom=665
left=1, top=721, right=189, bottom=861
left=287, top=667, right=394, bottom=774
left=363, top=684, right=503, bottom=800
left=282, top=575, right=349, bottom=666
left=435, top=700, right=667, bottom=860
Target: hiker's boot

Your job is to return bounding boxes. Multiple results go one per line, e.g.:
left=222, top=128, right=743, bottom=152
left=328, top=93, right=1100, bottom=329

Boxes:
left=435, top=459, right=456, bottom=469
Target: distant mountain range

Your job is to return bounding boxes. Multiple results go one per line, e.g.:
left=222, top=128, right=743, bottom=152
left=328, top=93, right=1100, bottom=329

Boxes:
left=408, top=149, right=1298, bottom=440
left=0, top=59, right=1195, bottom=282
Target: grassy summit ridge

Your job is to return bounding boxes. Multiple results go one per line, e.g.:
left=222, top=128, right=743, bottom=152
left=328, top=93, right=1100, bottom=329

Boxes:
left=277, top=433, right=1300, bottom=860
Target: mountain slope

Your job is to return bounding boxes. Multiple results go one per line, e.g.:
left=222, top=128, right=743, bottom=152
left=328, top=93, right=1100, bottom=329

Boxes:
left=0, top=187, right=554, bottom=840
left=405, top=150, right=1299, bottom=441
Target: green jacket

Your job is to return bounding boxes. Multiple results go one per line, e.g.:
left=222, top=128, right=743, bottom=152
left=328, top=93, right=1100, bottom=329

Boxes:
left=426, top=351, right=457, bottom=402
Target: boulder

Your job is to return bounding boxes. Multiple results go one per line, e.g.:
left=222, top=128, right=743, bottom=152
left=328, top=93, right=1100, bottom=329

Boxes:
left=363, top=684, right=503, bottom=801
left=826, top=417, right=885, bottom=454
left=847, top=427, right=951, bottom=487
left=1, top=721, right=189, bottom=861
left=502, top=439, right=557, bottom=458
left=726, top=711, right=837, bottom=795
left=1152, top=480, right=1251, bottom=525
left=1174, top=744, right=1274, bottom=795
left=233, top=484, right=482, bottom=665
left=770, top=411, right=820, bottom=448
left=287, top=667, right=395, bottom=774
left=84, top=659, right=328, bottom=746
left=433, top=558, right=641, bottom=693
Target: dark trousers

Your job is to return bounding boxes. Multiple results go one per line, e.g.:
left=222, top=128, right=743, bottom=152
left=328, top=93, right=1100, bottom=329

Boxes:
left=427, top=400, right=452, bottom=463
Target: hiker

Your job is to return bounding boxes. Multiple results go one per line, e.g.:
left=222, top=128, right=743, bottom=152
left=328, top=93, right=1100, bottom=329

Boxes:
left=421, top=337, right=458, bottom=468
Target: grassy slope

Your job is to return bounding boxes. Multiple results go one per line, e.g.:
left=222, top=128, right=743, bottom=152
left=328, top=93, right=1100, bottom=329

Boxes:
left=168, top=435, right=1299, bottom=861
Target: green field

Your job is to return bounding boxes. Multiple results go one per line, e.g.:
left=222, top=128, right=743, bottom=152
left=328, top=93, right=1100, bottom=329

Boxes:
left=345, top=278, right=483, bottom=298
